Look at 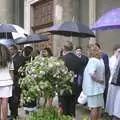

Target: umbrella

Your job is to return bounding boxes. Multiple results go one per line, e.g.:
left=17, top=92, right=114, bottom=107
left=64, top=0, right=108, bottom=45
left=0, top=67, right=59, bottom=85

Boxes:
left=0, top=24, right=17, bottom=33
left=0, top=24, right=27, bottom=39
left=15, top=34, right=49, bottom=45
left=0, top=39, right=15, bottom=47
left=91, top=8, right=120, bottom=30
left=48, top=21, right=95, bottom=37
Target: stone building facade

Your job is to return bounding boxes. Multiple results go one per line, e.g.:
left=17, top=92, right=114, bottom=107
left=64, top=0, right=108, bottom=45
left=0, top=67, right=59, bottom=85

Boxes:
left=0, top=0, right=24, bottom=27
left=2, top=0, right=119, bottom=55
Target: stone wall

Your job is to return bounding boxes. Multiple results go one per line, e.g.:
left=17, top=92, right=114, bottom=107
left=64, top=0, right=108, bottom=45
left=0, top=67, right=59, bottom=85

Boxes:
left=0, top=0, right=14, bottom=23
left=53, top=0, right=80, bottom=56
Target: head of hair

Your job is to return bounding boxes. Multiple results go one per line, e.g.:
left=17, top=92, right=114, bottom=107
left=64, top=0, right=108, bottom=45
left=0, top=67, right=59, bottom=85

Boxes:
left=0, top=44, right=11, bottom=68
left=23, top=46, right=33, bottom=57
left=113, top=44, right=120, bottom=52
left=43, top=47, right=53, bottom=57
left=64, top=41, right=73, bottom=51
left=75, top=46, right=82, bottom=50
left=88, top=45, right=101, bottom=59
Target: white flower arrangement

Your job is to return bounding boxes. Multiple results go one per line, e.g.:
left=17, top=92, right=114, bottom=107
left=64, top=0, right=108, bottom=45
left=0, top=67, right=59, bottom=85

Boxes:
left=19, top=56, right=74, bottom=103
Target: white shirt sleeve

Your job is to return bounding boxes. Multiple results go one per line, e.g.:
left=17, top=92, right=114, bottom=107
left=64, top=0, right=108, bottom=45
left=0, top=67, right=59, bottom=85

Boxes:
left=8, top=61, right=14, bottom=71
left=88, top=58, right=98, bottom=75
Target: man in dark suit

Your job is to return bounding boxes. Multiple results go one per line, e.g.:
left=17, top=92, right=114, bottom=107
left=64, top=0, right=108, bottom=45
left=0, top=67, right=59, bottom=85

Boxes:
left=59, top=41, right=88, bottom=117
left=8, top=45, right=26, bottom=120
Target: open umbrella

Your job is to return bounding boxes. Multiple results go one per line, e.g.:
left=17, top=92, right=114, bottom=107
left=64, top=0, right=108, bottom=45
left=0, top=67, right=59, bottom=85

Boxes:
left=0, top=24, right=27, bottom=39
left=91, top=8, right=120, bottom=30
left=0, top=39, right=15, bottom=47
left=15, top=34, right=49, bottom=45
left=0, top=24, right=17, bottom=33
left=48, top=21, right=95, bottom=37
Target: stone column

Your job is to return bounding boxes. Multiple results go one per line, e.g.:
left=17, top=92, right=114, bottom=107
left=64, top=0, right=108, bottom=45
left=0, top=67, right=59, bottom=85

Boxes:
left=89, top=0, right=96, bottom=44
left=0, top=0, right=14, bottom=23
left=53, top=0, right=80, bottom=56
left=14, top=0, right=24, bottom=27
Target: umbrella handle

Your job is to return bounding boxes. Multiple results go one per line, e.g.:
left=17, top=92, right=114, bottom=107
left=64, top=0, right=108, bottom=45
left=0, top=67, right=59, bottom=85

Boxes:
left=70, top=32, right=72, bottom=42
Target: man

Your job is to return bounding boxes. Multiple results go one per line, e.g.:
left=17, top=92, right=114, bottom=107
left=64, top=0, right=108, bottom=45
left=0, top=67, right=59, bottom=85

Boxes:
left=8, top=45, right=26, bottom=120
left=59, top=41, right=88, bottom=118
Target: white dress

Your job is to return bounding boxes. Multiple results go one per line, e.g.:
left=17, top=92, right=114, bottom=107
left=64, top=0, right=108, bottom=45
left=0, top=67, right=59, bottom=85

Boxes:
left=0, top=62, right=14, bottom=98
left=82, top=58, right=105, bottom=108
left=106, top=55, right=120, bottom=118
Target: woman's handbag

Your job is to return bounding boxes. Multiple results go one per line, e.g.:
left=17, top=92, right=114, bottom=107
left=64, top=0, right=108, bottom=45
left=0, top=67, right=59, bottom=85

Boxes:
left=77, top=91, right=87, bottom=105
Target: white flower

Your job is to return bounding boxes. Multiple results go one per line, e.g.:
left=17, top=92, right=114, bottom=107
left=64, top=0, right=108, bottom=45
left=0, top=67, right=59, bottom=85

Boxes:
left=39, top=71, right=45, bottom=75
left=48, top=63, right=53, bottom=68
left=55, top=62, right=60, bottom=66
left=40, top=62, right=44, bottom=66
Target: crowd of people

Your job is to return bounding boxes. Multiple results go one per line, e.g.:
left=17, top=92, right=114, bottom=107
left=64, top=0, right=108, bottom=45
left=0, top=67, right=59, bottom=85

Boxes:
left=0, top=40, right=120, bottom=120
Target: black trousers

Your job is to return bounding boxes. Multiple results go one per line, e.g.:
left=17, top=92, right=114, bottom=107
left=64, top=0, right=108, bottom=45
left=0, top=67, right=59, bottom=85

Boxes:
left=59, top=95, right=76, bottom=117
left=9, top=85, right=21, bottom=118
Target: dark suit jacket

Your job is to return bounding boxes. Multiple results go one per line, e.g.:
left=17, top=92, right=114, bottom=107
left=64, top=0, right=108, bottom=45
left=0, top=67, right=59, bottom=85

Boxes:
left=62, top=52, right=88, bottom=74
left=61, top=52, right=88, bottom=95
left=102, top=53, right=110, bottom=87
left=12, top=53, right=26, bottom=86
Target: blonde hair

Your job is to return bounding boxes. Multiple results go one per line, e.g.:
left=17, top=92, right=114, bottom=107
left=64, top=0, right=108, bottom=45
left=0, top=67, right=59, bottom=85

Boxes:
left=88, top=45, right=101, bottom=59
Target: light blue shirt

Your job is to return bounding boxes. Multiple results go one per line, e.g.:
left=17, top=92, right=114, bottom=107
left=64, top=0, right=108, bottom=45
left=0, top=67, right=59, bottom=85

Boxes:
left=82, top=58, right=105, bottom=96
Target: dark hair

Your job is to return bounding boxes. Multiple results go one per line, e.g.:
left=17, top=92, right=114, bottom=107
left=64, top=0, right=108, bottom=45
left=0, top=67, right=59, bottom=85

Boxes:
left=64, top=41, right=73, bottom=51
left=0, top=44, right=11, bottom=68
left=75, top=46, right=82, bottom=50
left=95, top=43, right=101, bottom=49
left=43, top=47, right=53, bottom=57
left=113, top=44, right=120, bottom=52
left=23, top=46, right=33, bottom=57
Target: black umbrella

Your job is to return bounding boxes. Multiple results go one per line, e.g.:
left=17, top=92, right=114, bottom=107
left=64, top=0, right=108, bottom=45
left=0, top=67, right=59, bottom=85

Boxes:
left=15, top=34, right=49, bottom=45
left=48, top=21, right=95, bottom=37
left=0, top=24, right=17, bottom=33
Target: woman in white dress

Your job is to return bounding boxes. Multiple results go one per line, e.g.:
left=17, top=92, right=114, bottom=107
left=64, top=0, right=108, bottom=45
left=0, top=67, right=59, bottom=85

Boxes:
left=82, top=45, right=105, bottom=120
left=0, top=44, right=14, bottom=120
left=106, top=44, right=120, bottom=120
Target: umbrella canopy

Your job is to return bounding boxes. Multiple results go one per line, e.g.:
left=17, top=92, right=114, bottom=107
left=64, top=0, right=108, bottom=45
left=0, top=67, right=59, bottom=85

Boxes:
left=48, top=21, right=95, bottom=37
left=0, top=39, right=15, bottom=47
left=15, top=34, right=49, bottom=45
left=91, top=8, right=120, bottom=30
left=0, top=24, right=17, bottom=33
left=0, top=24, right=27, bottom=39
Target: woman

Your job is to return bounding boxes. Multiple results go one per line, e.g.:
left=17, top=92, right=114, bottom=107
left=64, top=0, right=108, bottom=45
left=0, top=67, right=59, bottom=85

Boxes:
left=106, top=44, right=120, bottom=120
left=0, top=44, right=14, bottom=120
left=40, top=47, right=53, bottom=57
left=41, top=47, right=53, bottom=107
left=82, top=45, right=105, bottom=120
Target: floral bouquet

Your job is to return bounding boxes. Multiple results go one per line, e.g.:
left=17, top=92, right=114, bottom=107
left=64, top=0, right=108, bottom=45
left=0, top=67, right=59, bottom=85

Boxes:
left=19, top=56, right=74, bottom=103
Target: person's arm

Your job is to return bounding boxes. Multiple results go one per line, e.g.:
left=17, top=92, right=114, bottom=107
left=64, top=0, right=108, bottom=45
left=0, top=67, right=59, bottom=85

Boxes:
left=88, top=58, right=104, bottom=84
left=8, top=61, right=14, bottom=79
left=90, top=72, right=104, bottom=84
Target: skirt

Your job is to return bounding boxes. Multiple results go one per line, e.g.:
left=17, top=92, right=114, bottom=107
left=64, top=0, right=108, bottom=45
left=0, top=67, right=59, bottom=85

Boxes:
left=106, top=84, right=120, bottom=118
left=87, top=94, right=104, bottom=108
left=113, top=86, right=120, bottom=118
left=0, top=85, right=12, bottom=98
left=106, top=84, right=117, bottom=116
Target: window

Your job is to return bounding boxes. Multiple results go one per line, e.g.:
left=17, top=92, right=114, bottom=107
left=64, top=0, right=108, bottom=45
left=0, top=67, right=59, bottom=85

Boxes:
left=33, top=0, right=53, bottom=27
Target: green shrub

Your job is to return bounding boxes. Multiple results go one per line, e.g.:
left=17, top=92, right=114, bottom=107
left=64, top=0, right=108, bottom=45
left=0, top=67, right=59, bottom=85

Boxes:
left=19, top=57, right=73, bottom=104
left=27, top=108, right=72, bottom=120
